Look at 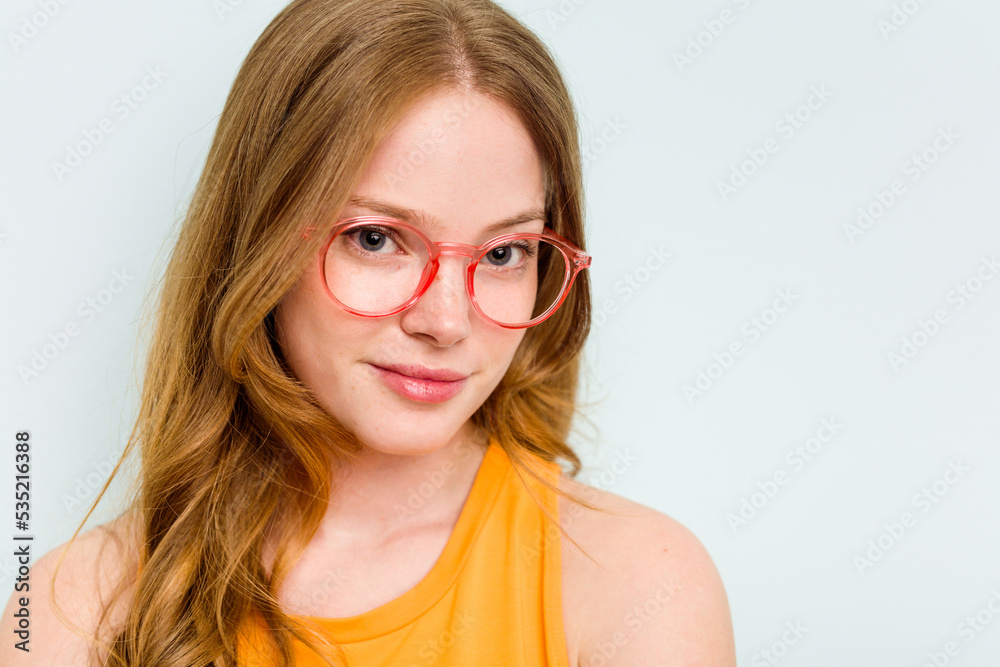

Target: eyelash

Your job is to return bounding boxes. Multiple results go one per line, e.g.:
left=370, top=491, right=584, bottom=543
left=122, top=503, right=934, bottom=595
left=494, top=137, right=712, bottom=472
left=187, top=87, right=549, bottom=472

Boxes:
left=348, top=225, right=537, bottom=264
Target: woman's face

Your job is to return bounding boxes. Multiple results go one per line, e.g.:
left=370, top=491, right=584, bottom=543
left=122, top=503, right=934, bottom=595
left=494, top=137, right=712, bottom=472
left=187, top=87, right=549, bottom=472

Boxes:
left=274, top=88, right=546, bottom=455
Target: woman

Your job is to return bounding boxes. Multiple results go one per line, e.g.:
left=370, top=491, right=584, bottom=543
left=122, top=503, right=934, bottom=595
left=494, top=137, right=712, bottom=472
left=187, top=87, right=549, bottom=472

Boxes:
left=2, top=0, right=736, bottom=664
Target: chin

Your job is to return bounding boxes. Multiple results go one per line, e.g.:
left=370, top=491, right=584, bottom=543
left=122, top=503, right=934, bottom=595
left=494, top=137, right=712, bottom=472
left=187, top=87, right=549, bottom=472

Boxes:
left=354, top=431, right=455, bottom=457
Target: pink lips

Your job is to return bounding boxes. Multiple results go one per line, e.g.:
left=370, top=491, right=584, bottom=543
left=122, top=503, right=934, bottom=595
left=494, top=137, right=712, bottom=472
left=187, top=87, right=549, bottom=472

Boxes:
left=368, top=363, right=469, bottom=403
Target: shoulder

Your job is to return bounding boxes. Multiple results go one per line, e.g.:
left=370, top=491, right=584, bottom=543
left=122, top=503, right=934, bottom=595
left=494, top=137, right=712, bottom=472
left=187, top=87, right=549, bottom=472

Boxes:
left=557, top=475, right=736, bottom=666
left=0, top=512, right=141, bottom=666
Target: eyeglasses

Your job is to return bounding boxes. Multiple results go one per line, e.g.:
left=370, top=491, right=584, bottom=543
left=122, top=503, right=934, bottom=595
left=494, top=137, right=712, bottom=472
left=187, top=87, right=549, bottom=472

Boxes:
left=304, top=216, right=591, bottom=329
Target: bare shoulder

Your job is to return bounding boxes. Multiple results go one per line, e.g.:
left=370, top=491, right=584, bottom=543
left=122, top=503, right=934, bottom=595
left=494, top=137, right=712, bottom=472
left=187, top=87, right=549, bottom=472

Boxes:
left=0, top=512, right=141, bottom=666
left=558, top=475, right=736, bottom=667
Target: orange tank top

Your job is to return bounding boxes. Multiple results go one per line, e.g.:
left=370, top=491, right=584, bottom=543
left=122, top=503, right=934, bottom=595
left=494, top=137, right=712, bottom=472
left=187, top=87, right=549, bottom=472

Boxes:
left=236, top=440, right=570, bottom=666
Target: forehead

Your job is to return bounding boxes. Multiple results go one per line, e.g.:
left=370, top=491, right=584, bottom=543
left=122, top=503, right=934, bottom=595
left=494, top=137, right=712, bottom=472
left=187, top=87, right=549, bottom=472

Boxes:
left=348, top=88, right=546, bottom=238
left=345, top=195, right=546, bottom=238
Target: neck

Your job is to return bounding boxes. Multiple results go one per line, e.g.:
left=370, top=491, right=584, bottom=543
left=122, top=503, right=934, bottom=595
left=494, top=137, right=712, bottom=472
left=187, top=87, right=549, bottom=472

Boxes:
left=262, top=424, right=491, bottom=578
left=324, top=427, right=490, bottom=543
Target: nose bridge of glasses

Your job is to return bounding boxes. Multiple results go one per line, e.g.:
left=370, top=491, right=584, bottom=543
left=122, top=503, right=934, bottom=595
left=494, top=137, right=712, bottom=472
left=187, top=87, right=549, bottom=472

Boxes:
left=431, top=241, right=479, bottom=261
left=424, top=242, right=474, bottom=295
left=418, top=240, right=489, bottom=312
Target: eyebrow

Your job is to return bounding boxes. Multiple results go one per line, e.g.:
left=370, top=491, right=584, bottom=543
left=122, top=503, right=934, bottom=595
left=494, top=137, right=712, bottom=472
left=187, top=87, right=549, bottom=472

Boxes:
left=346, top=196, right=546, bottom=235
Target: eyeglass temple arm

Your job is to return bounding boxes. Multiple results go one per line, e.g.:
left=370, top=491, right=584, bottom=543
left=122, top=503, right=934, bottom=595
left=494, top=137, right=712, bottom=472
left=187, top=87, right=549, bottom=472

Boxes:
left=540, top=226, right=591, bottom=270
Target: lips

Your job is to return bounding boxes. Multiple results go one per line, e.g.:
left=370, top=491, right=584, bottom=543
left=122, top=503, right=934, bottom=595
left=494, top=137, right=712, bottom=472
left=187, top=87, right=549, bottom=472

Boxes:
left=370, top=363, right=469, bottom=382
left=368, top=363, right=468, bottom=403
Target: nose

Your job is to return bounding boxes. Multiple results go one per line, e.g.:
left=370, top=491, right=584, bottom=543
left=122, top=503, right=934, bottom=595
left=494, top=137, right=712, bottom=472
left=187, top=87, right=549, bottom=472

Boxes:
left=399, top=254, right=474, bottom=346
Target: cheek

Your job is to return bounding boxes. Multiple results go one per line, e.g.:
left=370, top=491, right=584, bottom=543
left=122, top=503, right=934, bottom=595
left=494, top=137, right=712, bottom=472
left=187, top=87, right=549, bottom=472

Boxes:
left=273, top=295, right=310, bottom=382
left=274, top=280, right=342, bottom=381
left=274, top=279, right=310, bottom=353
left=486, top=329, right=527, bottom=373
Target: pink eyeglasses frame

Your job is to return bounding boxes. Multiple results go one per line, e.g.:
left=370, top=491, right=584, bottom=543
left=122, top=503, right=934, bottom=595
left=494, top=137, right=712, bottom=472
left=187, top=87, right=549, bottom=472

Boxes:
left=302, top=215, right=592, bottom=329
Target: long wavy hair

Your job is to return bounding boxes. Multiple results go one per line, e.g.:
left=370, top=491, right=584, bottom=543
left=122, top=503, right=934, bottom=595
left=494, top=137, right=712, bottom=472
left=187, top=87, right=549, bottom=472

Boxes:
left=53, top=0, right=612, bottom=664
